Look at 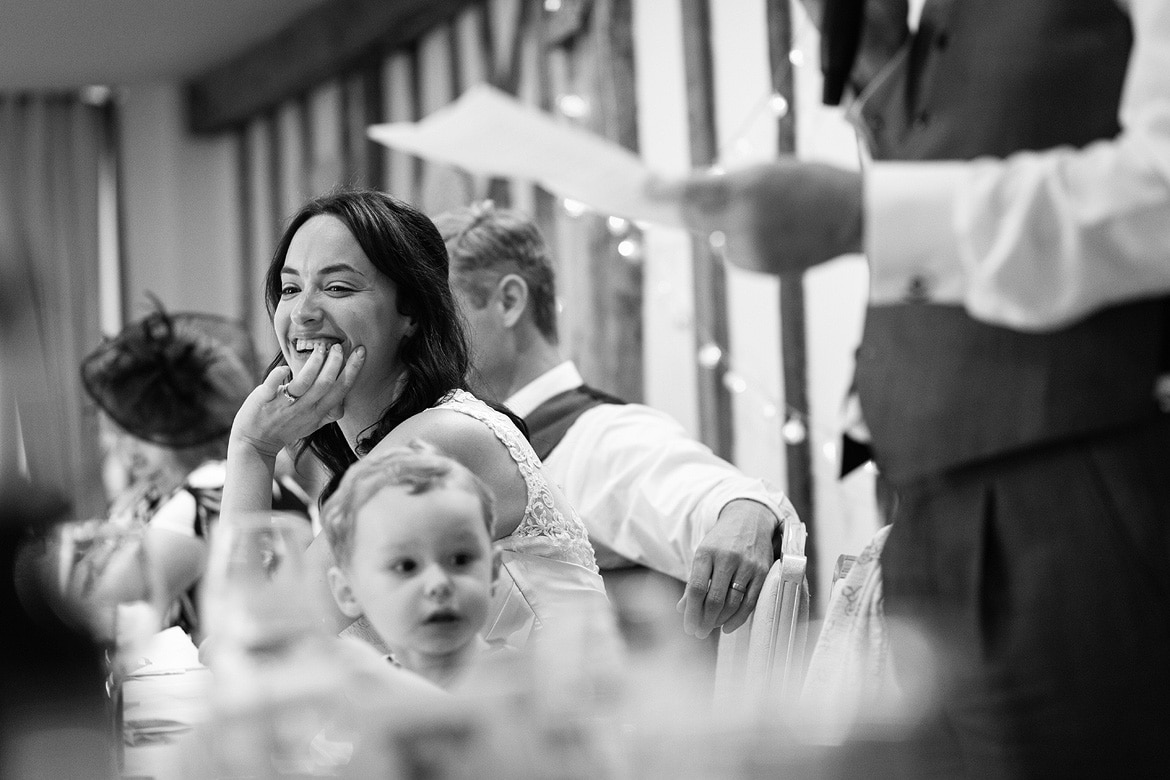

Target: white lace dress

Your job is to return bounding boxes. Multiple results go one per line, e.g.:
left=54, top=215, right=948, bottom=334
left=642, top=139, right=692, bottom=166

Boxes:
left=342, top=391, right=616, bottom=653
left=434, top=390, right=598, bottom=572
left=433, top=391, right=617, bottom=650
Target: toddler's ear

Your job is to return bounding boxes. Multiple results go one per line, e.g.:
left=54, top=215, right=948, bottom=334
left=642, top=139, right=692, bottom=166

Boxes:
left=328, top=565, right=364, bottom=620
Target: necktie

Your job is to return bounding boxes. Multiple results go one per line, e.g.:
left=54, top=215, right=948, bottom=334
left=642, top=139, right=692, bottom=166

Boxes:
left=821, top=0, right=911, bottom=104
left=854, top=0, right=911, bottom=95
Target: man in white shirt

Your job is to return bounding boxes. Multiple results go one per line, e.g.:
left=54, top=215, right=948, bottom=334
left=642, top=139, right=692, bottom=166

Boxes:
left=433, top=202, right=798, bottom=641
left=650, top=0, right=1170, bottom=774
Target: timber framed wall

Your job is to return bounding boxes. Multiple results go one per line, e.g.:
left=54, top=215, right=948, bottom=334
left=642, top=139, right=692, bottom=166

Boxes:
left=187, top=0, right=881, bottom=604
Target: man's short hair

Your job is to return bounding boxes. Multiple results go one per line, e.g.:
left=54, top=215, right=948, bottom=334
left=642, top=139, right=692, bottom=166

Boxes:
left=433, top=201, right=559, bottom=343
left=321, top=439, right=496, bottom=567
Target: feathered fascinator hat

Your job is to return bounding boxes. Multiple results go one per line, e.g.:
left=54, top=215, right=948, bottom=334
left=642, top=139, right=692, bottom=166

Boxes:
left=80, top=303, right=257, bottom=448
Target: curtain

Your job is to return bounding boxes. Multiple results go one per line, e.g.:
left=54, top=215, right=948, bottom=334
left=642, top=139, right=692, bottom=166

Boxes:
left=0, top=93, right=106, bottom=519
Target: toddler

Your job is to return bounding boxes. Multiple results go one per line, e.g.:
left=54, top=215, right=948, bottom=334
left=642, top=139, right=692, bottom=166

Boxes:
left=322, top=440, right=500, bottom=689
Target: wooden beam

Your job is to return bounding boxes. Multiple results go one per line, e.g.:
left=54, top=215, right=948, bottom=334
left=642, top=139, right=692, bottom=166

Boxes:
left=767, top=0, right=818, bottom=600
left=589, top=0, right=642, bottom=404
left=234, top=128, right=254, bottom=334
left=186, top=0, right=481, bottom=134
left=680, top=0, right=734, bottom=461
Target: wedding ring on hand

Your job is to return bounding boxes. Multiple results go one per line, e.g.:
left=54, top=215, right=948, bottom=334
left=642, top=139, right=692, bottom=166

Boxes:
left=730, top=581, right=748, bottom=594
left=279, top=384, right=301, bottom=403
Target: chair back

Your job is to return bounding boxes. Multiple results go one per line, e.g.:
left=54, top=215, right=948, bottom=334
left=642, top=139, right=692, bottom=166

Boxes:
left=713, top=515, right=810, bottom=715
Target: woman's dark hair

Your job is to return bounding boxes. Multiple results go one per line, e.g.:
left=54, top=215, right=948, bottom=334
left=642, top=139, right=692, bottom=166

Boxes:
left=264, top=189, right=470, bottom=501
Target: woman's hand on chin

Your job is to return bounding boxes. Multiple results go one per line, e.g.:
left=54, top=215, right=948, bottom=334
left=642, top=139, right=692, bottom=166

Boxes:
left=230, top=343, right=366, bottom=457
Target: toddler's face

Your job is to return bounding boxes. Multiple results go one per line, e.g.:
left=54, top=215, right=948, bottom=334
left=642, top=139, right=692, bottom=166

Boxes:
left=343, top=484, right=494, bottom=659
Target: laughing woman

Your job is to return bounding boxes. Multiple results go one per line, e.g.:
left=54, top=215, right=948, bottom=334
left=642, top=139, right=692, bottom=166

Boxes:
left=221, top=189, right=615, bottom=653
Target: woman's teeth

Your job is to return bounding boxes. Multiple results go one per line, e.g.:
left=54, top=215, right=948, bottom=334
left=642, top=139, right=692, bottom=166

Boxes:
left=293, top=338, right=338, bottom=353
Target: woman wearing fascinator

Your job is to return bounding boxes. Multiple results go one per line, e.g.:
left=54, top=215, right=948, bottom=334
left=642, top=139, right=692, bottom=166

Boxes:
left=78, top=303, right=310, bottom=639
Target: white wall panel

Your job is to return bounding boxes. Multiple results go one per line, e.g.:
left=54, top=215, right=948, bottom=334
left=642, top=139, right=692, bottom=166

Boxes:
left=632, top=0, right=699, bottom=438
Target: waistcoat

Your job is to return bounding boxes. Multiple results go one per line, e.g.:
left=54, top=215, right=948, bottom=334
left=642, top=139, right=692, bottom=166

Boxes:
left=850, top=0, right=1168, bottom=482
left=525, top=385, right=626, bottom=461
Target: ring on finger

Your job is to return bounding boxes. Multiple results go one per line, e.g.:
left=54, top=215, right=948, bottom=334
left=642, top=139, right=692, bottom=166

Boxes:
left=729, top=581, right=748, bottom=594
left=279, top=384, right=301, bottom=403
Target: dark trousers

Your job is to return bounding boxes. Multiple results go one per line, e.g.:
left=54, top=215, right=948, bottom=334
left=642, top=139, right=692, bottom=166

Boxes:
left=880, top=415, right=1170, bottom=778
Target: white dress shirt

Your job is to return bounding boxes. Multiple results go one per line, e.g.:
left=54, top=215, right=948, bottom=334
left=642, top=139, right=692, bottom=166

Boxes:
left=507, top=361, right=797, bottom=581
left=866, top=0, right=1170, bottom=331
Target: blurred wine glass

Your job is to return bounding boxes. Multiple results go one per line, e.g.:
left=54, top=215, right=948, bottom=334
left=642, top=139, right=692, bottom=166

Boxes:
left=56, top=516, right=161, bottom=772
left=199, top=511, right=321, bottom=653
left=198, top=511, right=351, bottom=777
left=57, top=517, right=160, bottom=664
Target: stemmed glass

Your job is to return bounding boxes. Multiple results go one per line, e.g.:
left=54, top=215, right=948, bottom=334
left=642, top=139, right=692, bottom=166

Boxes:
left=59, top=518, right=157, bottom=644
left=198, top=511, right=352, bottom=777
left=200, top=511, right=319, bottom=653
left=57, top=516, right=161, bottom=767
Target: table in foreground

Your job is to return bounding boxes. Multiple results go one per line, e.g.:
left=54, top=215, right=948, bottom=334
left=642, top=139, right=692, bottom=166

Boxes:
left=121, top=665, right=211, bottom=780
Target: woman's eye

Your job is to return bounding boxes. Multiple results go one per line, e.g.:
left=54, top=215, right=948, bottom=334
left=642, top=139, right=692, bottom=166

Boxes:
left=279, top=284, right=299, bottom=297
left=326, top=283, right=354, bottom=294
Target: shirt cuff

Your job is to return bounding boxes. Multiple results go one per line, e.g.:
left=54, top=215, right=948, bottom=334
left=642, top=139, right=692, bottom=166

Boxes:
left=865, top=161, right=968, bottom=306
left=711, top=490, right=792, bottom=535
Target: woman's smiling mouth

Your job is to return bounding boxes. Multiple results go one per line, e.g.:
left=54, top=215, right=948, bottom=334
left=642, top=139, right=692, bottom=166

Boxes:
left=292, top=336, right=343, bottom=354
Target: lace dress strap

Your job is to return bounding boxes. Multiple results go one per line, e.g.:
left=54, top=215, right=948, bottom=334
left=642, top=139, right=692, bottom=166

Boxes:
left=434, top=390, right=597, bottom=571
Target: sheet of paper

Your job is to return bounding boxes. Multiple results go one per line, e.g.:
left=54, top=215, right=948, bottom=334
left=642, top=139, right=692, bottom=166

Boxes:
left=367, top=83, right=685, bottom=229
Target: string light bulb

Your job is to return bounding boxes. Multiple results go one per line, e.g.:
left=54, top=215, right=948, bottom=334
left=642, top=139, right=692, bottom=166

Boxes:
left=697, top=343, right=723, bottom=369
left=781, top=416, right=807, bottom=445
left=556, top=94, right=590, bottom=119
left=769, top=93, right=790, bottom=118
left=544, top=0, right=562, bottom=11
left=81, top=85, right=112, bottom=105
left=562, top=198, right=588, bottom=217
left=617, top=238, right=641, bottom=261
left=722, top=372, right=748, bottom=394
left=607, top=216, right=629, bottom=235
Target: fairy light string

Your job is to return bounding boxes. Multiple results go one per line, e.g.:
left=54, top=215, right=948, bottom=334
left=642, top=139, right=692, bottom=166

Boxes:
left=541, top=0, right=843, bottom=465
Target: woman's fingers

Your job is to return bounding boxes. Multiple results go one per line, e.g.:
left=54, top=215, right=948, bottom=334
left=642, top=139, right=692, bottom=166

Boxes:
left=316, top=345, right=365, bottom=421
left=305, top=343, right=345, bottom=394
left=283, top=342, right=329, bottom=398
left=235, top=345, right=362, bottom=450
left=284, top=343, right=356, bottom=405
left=260, top=364, right=292, bottom=399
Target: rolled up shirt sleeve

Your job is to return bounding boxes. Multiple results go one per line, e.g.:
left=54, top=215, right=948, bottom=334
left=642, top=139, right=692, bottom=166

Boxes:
left=865, top=0, right=1170, bottom=332
left=543, top=402, right=794, bottom=581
